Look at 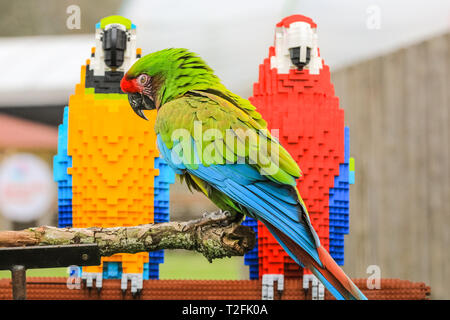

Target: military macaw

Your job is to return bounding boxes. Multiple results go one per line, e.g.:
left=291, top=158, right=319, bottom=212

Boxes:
left=120, top=48, right=367, bottom=300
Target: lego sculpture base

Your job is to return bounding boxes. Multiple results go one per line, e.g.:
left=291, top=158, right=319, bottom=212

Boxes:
left=0, top=278, right=430, bottom=300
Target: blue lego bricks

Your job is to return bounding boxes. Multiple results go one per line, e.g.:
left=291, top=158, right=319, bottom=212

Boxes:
left=143, top=262, right=149, bottom=279
left=145, top=251, right=166, bottom=280
left=149, top=250, right=165, bottom=264
left=148, top=263, right=160, bottom=279
left=328, top=126, right=351, bottom=265
left=144, top=257, right=163, bottom=280
left=349, top=157, right=355, bottom=185
left=146, top=156, right=176, bottom=279
left=103, top=262, right=122, bottom=279
left=53, top=107, right=73, bottom=228
left=153, top=156, right=175, bottom=223
left=242, top=216, right=259, bottom=280
left=349, top=171, right=355, bottom=185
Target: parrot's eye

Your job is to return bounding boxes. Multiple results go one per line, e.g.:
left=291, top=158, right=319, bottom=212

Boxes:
left=137, top=74, right=150, bottom=86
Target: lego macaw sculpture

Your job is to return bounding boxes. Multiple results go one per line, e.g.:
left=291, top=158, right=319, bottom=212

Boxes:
left=120, top=48, right=367, bottom=300
left=247, top=14, right=354, bottom=297
left=54, top=15, right=175, bottom=295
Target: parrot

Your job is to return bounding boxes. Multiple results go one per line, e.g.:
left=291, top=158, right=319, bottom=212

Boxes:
left=120, top=48, right=367, bottom=300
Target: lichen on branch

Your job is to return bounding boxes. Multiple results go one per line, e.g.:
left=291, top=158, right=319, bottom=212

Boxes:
left=0, top=211, right=255, bottom=262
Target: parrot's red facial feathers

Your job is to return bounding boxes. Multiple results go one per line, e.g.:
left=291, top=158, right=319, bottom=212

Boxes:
left=120, top=76, right=140, bottom=93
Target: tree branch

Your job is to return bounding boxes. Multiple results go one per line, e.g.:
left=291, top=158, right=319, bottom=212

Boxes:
left=0, top=211, right=256, bottom=262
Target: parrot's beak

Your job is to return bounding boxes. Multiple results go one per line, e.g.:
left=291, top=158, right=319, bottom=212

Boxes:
left=289, top=46, right=311, bottom=70
left=127, top=93, right=156, bottom=120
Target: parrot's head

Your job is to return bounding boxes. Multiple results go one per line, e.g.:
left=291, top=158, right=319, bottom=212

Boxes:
left=120, top=48, right=219, bottom=120
left=271, top=15, right=323, bottom=75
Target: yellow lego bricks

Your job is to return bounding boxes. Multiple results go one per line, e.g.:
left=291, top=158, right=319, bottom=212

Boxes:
left=67, top=64, right=158, bottom=275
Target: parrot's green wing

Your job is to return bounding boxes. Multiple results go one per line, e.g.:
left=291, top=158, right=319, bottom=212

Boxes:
left=155, top=89, right=321, bottom=262
left=155, top=90, right=301, bottom=186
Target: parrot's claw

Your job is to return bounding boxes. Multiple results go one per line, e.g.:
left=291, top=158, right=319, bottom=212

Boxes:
left=81, top=272, right=103, bottom=291
left=303, top=274, right=325, bottom=300
left=262, top=274, right=284, bottom=300
left=133, top=289, right=142, bottom=298
left=121, top=273, right=144, bottom=297
left=202, top=210, right=230, bottom=219
left=199, top=210, right=234, bottom=227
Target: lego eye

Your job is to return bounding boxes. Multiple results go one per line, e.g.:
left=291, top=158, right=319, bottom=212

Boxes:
left=137, top=74, right=150, bottom=86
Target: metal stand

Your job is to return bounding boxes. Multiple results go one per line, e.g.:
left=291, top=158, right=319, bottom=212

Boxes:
left=11, top=265, right=26, bottom=300
left=0, top=244, right=101, bottom=300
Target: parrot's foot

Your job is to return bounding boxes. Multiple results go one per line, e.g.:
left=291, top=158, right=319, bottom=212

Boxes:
left=261, top=274, right=284, bottom=300
left=121, top=273, right=143, bottom=297
left=203, top=209, right=244, bottom=224
left=202, top=209, right=231, bottom=220
left=202, top=210, right=244, bottom=224
left=190, top=210, right=234, bottom=228
left=303, top=274, right=324, bottom=300
left=81, top=272, right=103, bottom=292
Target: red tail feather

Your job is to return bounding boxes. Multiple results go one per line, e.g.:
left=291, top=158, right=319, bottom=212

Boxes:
left=266, top=221, right=366, bottom=300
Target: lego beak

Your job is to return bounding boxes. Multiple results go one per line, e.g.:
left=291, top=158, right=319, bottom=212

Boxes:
left=127, top=92, right=156, bottom=120
left=103, top=25, right=127, bottom=69
left=289, top=46, right=311, bottom=70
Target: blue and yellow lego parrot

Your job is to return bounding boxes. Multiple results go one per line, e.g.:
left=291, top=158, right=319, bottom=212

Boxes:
left=54, top=16, right=175, bottom=295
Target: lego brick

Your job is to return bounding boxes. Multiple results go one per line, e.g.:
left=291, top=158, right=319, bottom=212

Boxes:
left=84, top=66, right=124, bottom=93
left=53, top=22, right=175, bottom=282
left=328, top=126, right=351, bottom=265
left=0, top=278, right=430, bottom=300
left=103, top=262, right=121, bottom=279
left=242, top=216, right=259, bottom=279
left=67, top=61, right=156, bottom=278
left=54, top=106, right=73, bottom=228
left=248, top=15, right=351, bottom=278
left=349, top=157, right=355, bottom=185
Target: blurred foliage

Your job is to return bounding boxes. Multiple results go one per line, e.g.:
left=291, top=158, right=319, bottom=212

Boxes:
left=160, top=250, right=248, bottom=280
left=0, top=0, right=123, bottom=37
left=0, top=267, right=67, bottom=278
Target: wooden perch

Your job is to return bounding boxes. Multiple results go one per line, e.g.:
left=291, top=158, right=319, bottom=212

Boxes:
left=0, top=211, right=255, bottom=262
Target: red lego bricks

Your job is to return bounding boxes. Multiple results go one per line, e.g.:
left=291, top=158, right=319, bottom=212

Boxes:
left=0, top=277, right=430, bottom=300
left=248, top=15, right=346, bottom=279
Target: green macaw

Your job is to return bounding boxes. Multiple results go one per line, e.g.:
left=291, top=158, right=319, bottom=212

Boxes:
left=120, top=48, right=367, bottom=300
